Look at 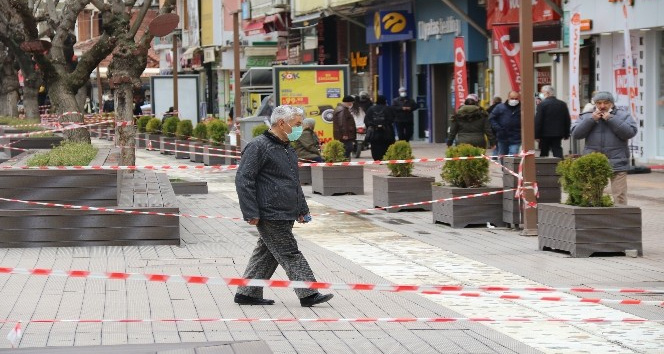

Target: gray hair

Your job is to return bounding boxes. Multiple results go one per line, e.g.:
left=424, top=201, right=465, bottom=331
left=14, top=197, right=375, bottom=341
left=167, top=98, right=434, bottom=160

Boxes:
left=302, top=118, right=316, bottom=129
left=269, top=105, right=294, bottom=125
left=291, top=106, right=305, bottom=117
left=541, top=85, right=555, bottom=96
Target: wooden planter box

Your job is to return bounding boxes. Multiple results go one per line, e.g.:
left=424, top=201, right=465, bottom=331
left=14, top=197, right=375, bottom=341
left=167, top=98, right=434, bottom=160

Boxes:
left=189, top=142, right=205, bottom=163
left=171, top=180, right=208, bottom=195
left=373, top=175, right=435, bottom=212
left=146, top=133, right=161, bottom=150
left=538, top=203, right=642, bottom=258
left=299, top=166, right=312, bottom=185
left=174, top=139, right=190, bottom=159
left=432, top=185, right=504, bottom=228
left=135, top=133, right=147, bottom=148
left=224, top=144, right=240, bottom=165
left=1, top=136, right=64, bottom=157
left=204, top=145, right=225, bottom=166
left=503, top=157, right=562, bottom=227
left=311, top=165, right=364, bottom=196
left=159, top=136, right=176, bottom=155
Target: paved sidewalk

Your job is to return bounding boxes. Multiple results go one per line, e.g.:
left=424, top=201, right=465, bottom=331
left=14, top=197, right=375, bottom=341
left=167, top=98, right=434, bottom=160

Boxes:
left=0, top=139, right=663, bottom=353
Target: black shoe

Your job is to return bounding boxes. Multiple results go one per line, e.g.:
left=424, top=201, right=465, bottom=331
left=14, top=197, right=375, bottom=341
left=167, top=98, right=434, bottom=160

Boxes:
left=234, top=294, right=275, bottom=305
left=300, top=293, right=334, bottom=307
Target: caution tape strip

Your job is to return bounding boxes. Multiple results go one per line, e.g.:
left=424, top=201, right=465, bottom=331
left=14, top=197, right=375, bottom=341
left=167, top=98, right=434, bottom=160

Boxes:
left=0, top=120, right=114, bottom=138
left=2, top=266, right=662, bottom=296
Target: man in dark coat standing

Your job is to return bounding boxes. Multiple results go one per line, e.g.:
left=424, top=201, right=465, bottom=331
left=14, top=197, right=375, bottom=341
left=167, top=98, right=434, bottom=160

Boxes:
left=391, top=87, right=418, bottom=142
left=332, top=95, right=357, bottom=159
left=534, top=85, right=571, bottom=158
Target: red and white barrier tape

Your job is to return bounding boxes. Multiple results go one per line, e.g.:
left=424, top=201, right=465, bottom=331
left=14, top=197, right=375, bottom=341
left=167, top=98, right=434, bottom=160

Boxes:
left=3, top=266, right=661, bottom=296
left=0, top=187, right=528, bottom=220
left=0, top=164, right=238, bottom=171
left=0, top=120, right=113, bottom=138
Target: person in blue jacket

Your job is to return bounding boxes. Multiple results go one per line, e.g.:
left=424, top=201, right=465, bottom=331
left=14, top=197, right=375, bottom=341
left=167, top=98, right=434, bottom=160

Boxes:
left=489, top=90, right=522, bottom=157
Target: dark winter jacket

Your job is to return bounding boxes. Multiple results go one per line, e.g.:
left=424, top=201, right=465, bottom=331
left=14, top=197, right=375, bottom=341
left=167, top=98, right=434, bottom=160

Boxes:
left=447, top=105, right=495, bottom=148
left=332, top=104, right=356, bottom=141
left=535, top=96, right=571, bottom=139
left=293, top=128, right=321, bottom=161
left=391, top=96, right=418, bottom=123
left=570, top=107, right=638, bottom=172
left=235, top=131, right=309, bottom=220
left=364, top=103, right=395, bottom=144
left=489, top=103, right=522, bottom=144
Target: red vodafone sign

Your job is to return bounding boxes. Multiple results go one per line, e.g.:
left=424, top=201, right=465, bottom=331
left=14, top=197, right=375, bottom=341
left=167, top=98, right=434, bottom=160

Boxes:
left=487, top=0, right=561, bottom=29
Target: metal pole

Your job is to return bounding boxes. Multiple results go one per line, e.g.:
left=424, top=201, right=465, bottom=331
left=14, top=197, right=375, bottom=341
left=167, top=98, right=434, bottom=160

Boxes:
left=96, top=66, right=103, bottom=112
left=519, top=0, right=538, bottom=235
left=233, top=11, right=242, bottom=148
left=173, top=33, right=179, bottom=112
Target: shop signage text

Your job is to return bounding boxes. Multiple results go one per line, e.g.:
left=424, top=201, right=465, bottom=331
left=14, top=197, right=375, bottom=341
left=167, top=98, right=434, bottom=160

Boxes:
left=417, top=16, right=461, bottom=41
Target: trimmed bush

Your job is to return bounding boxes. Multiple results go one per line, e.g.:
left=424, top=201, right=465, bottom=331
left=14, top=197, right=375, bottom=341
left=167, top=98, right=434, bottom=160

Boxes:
left=207, top=119, right=229, bottom=146
left=176, top=120, right=193, bottom=140
left=252, top=124, right=269, bottom=137
left=192, top=122, right=208, bottom=141
left=383, top=141, right=414, bottom=177
left=27, top=142, right=98, bottom=166
left=162, top=116, right=180, bottom=137
left=136, top=116, right=151, bottom=133
left=322, top=140, right=347, bottom=162
left=441, top=144, right=489, bottom=188
left=145, top=118, right=161, bottom=134
left=557, top=152, right=613, bottom=207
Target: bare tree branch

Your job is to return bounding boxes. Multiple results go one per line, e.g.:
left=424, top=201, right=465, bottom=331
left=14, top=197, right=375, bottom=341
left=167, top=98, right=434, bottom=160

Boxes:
left=128, top=0, right=150, bottom=38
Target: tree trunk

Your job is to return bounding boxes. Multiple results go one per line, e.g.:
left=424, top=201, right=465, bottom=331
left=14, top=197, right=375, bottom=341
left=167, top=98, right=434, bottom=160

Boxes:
left=22, top=80, right=39, bottom=119
left=50, top=78, right=91, bottom=143
left=0, top=45, right=19, bottom=117
left=116, top=81, right=135, bottom=165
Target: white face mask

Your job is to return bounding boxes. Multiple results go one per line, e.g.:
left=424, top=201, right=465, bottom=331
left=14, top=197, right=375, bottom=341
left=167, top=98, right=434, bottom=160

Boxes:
left=508, top=99, right=520, bottom=107
left=399, top=92, right=407, bottom=98
left=539, top=93, right=545, bottom=100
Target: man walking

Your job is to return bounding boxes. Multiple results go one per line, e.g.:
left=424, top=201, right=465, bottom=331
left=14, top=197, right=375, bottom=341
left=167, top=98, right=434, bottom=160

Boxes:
left=234, top=105, right=334, bottom=307
left=392, top=87, right=418, bottom=142
left=332, top=95, right=357, bottom=159
left=535, top=85, right=571, bottom=158
left=571, top=91, right=637, bottom=205
left=489, top=91, right=522, bottom=156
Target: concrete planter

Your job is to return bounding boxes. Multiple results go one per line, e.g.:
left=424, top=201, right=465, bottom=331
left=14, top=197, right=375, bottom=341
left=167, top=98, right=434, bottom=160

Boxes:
left=432, top=185, right=504, bottom=228
left=170, top=180, right=208, bottom=195
left=503, top=157, right=562, bottom=227
left=538, top=203, right=642, bottom=258
left=0, top=136, right=64, bottom=157
left=373, top=175, right=435, bottom=212
left=174, top=139, right=190, bottom=159
left=189, top=142, right=205, bottom=163
left=146, top=133, right=161, bottom=150
left=204, top=145, right=225, bottom=166
left=311, top=165, right=364, bottom=196
left=299, top=166, right=312, bottom=185
left=135, top=133, right=147, bottom=148
left=224, top=144, right=240, bottom=165
left=159, top=136, right=176, bottom=155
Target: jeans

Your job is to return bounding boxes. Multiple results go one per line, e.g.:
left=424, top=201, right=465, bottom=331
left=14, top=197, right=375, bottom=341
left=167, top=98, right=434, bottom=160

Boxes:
left=497, top=141, right=521, bottom=156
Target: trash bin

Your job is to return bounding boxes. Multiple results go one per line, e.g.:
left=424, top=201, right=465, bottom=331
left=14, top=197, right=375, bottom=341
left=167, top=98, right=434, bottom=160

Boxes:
left=238, top=115, right=270, bottom=149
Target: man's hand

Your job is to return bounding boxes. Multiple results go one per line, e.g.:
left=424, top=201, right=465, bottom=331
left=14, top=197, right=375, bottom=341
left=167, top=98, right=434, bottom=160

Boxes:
left=402, top=107, right=411, bottom=111
left=601, top=111, right=612, bottom=120
left=247, top=218, right=259, bottom=225
left=592, top=109, right=603, bottom=121
left=297, top=214, right=312, bottom=224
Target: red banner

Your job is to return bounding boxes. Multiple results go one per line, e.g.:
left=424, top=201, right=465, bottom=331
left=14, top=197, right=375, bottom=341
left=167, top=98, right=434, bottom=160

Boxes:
left=453, top=37, right=468, bottom=111
left=493, top=25, right=521, bottom=92
left=487, top=0, right=561, bottom=29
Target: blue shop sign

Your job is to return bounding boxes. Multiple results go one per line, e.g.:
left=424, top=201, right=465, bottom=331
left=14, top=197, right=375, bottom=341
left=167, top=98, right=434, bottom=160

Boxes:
left=365, top=9, right=415, bottom=44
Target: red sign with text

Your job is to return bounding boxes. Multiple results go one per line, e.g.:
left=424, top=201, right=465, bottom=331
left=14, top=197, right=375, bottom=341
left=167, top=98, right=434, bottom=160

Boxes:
left=487, top=0, right=561, bottom=29
left=493, top=25, right=522, bottom=92
left=316, top=70, right=341, bottom=83
left=453, top=37, right=468, bottom=111
left=614, top=68, right=639, bottom=96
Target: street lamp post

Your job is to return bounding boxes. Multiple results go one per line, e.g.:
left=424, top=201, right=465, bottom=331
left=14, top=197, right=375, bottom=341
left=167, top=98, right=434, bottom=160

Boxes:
left=172, top=29, right=181, bottom=112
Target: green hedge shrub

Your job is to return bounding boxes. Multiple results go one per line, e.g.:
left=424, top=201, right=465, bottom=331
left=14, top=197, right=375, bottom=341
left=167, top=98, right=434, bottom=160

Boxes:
left=136, top=116, right=151, bottom=133
left=322, top=140, right=347, bottom=162
left=207, top=119, right=229, bottom=146
left=383, top=141, right=414, bottom=177
left=441, top=144, right=489, bottom=188
left=162, top=116, right=180, bottom=137
left=252, top=124, right=269, bottom=137
left=176, top=120, right=193, bottom=140
left=27, top=142, right=98, bottom=166
left=145, top=118, right=161, bottom=134
left=192, top=122, right=207, bottom=141
left=557, top=152, right=613, bottom=207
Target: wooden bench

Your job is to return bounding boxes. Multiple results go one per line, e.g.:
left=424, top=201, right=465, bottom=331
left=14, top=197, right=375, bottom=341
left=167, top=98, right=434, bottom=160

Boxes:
left=0, top=148, right=180, bottom=247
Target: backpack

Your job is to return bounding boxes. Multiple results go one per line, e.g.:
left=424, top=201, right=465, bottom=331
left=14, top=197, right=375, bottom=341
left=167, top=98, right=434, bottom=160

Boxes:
left=372, top=107, right=387, bottom=127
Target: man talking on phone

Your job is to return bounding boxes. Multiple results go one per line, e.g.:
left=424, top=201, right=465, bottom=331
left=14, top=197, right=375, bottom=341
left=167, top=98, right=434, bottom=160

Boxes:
left=570, top=91, right=637, bottom=205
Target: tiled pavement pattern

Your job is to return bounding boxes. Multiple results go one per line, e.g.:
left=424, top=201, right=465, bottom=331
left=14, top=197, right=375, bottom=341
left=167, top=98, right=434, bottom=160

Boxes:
left=0, top=140, right=663, bottom=353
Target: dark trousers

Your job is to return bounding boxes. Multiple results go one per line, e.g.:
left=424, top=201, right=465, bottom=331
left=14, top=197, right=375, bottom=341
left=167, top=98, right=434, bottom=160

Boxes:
left=370, top=141, right=390, bottom=161
left=236, top=220, right=318, bottom=299
left=342, top=140, right=354, bottom=160
left=395, top=122, right=413, bottom=142
left=539, top=137, right=563, bottom=158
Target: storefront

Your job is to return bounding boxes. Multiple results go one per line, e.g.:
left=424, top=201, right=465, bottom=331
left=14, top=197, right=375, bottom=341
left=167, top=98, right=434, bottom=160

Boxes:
left=415, top=0, right=487, bottom=143
left=566, top=0, right=664, bottom=163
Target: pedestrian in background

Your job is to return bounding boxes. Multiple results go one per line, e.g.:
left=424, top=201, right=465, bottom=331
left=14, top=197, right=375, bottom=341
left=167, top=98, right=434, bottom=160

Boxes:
left=570, top=91, right=637, bottom=205
left=447, top=94, right=495, bottom=149
left=294, top=118, right=323, bottom=162
left=364, top=95, right=395, bottom=160
left=392, top=87, right=418, bottom=142
left=234, top=105, right=334, bottom=307
left=489, top=91, right=522, bottom=157
left=332, top=95, right=357, bottom=159
left=535, top=85, right=571, bottom=158
left=487, top=96, right=502, bottom=114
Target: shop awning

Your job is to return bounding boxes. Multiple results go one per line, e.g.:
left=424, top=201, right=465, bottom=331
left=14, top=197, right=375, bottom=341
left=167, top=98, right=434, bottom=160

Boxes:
left=244, top=20, right=267, bottom=36
left=182, top=46, right=199, bottom=60
left=291, top=12, right=321, bottom=28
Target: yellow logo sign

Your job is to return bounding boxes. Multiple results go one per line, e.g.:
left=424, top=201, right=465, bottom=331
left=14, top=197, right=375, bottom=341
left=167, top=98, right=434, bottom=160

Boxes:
left=374, top=12, right=382, bottom=40
left=374, top=11, right=408, bottom=40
